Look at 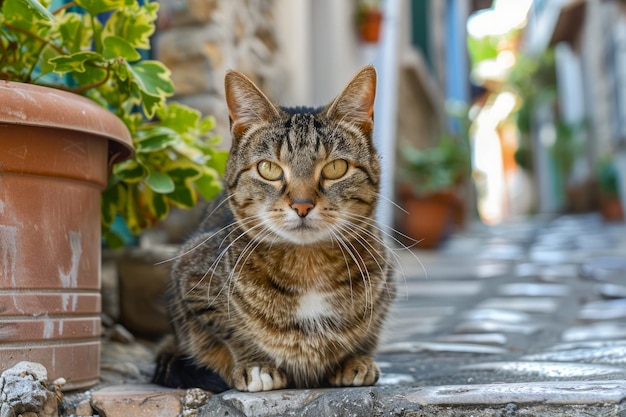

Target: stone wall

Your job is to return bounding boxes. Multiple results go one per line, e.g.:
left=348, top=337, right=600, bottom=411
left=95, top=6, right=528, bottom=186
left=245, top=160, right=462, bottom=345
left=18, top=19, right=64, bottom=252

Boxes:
left=155, top=0, right=286, bottom=142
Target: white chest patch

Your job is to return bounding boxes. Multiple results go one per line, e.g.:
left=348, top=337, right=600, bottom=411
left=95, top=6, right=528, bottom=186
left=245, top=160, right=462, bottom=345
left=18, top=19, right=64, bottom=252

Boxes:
left=296, top=290, right=334, bottom=322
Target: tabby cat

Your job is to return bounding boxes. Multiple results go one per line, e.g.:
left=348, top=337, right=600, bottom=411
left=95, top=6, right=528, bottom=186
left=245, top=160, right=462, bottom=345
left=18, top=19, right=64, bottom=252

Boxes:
left=153, top=66, right=395, bottom=392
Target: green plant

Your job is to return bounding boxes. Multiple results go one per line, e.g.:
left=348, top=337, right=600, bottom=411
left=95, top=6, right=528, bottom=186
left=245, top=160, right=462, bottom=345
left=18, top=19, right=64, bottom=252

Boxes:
left=0, top=0, right=228, bottom=247
left=597, top=156, right=620, bottom=199
left=398, top=100, right=471, bottom=197
left=398, top=135, right=470, bottom=197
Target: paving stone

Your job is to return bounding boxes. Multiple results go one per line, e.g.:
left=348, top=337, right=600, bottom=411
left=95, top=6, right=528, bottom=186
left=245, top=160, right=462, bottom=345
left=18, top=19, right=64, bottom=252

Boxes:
left=91, top=384, right=187, bottom=417
left=546, top=339, right=626, bottom=352
left=216, top=389, right=327, bottom=417
left=578, top=298, right=626, bottom=321
left=529, top=248, right=570, bottom=264
left=460, top=361, right=626, bottom=379
left=562, top=322, right=626, bottom=342
left=404, top=380, right=626, bottom=405
left=515, top=263, right=579, bottom=280
left=580, top=257, right=626, bottom=281
left=377, top=373, right=416, bottom=385
left=435, top=333, right=508, bottom=346
left=454, top=321, right=542, bottom=335
left=477, top=243, right=525, bottom=261
left=521, top=346, right=626, bottom=366
left=403, top=280, right=483, bottom=297
left=497, top=283, right=571, bottom=297
left=596, top=283, right=626, bottom=299
left=463, top=308, right=532, bottom=323
left=476, top=297, right=560, bottom=313
left=378, top=341, right=507, bottom=355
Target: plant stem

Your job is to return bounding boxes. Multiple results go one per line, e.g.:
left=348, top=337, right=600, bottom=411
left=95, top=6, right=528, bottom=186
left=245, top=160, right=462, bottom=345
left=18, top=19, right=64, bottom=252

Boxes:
left=37, top=69, right=110, bottom=93
left=52, top=2, right=77, bottom=15
left=3, top=22, right=66, bottom=55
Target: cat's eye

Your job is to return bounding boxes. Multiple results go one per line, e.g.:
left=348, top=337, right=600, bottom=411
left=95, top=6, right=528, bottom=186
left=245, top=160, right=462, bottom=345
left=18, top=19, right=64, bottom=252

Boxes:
left=257, top=160, right=284, bottom=181
left=321, top=159, right=349, bottom=180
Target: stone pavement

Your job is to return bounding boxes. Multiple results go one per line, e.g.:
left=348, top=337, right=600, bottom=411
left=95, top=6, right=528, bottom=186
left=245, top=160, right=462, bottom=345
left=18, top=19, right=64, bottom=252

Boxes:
left=60, top=214, right=626, bottom=416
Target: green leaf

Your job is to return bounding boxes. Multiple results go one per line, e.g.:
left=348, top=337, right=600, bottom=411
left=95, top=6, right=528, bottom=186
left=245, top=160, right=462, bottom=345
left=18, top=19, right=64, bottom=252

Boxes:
left=145, top=168, right=175, bottom=193
left=168, top=180, right=196, bottom=208
left=104, top=2, right=158, bottom=50
left=74, top=0, right=132, bottom=16
left=57, top=13, right=92, bottom=54
left=124, top=61, right=174, bottom=117
left=135, top=133, right=178, bottom=153
left=2, top=0, right=54, bottom=26
left=194, top=169, right=223, bottom=201
left=49, top=51, right=103, bottom=74
left=143, top=186, right=169, bottom=220
left=112, top=158, right=145, bottom=183
left=165, top=159, right=202, bottom=181
left=156, top=102, right=201, bottom=134
left=101, top=182, right=126, bottom=227
left=103, top=35, right=141, bottom=61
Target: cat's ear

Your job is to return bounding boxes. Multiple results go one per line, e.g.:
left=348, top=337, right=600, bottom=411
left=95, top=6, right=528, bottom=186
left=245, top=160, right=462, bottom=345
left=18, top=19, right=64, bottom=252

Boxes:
left=224, top=70, right=280, bottom=139
left=325, top=65, right=377, bottom=134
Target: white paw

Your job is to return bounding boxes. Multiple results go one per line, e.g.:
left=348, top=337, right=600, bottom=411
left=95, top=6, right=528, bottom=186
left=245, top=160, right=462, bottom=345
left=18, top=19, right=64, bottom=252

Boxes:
left=232, top=364, right=287, bottom=392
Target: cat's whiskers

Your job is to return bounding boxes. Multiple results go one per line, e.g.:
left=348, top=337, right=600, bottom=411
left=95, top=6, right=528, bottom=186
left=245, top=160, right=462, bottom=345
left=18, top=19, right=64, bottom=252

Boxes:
left=340, top=212, right=424, bottom=301
left=333, top=219, right=400, bottom=304
left=225, top=221, right=276, bottom=317
left=328, top=226, right=354, bottom=305
left=195, top=219, right=269, bottom=313
left=325, top=228, right=355, bottom=305
left=155, top=193, right=241, bottom=266
left=331, top=223, right=383, bottom=328
left=184, top=215, right=265, bottom=298
left=343, top=211, right=427, bottom=278
left=374, top=191, right=410, bottom=215
left=325, top=225, right=374, bottom=327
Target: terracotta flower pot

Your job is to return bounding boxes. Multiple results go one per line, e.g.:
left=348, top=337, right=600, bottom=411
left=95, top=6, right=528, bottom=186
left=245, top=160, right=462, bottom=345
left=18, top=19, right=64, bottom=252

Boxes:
left=401, top=192, right=456, bottom=249
left=0, top=81, right=134, bottom=390
left=358, top=9, right=383, bottom=43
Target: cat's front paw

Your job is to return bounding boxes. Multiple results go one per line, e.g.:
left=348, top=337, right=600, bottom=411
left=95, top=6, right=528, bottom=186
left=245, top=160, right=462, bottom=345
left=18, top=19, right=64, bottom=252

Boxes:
left=329, top=355, right=380, bottom=387
left=231, top=364, right=288, bottom=392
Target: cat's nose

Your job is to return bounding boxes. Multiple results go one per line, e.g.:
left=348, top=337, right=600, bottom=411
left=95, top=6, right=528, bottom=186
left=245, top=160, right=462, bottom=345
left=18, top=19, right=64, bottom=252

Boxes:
left=291, top=199, right=315, bottom=217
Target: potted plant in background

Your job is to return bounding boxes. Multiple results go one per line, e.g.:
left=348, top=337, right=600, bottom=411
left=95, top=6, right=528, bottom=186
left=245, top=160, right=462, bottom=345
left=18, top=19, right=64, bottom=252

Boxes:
left=597, top=156, right=624, bottom=222
left=396, top=101, right=472, bottom=249
left=0, top=0, right=226, bottom=389
left=397, top=135, right=470, bottom=249
left=355, top=0, right=383, bottom=43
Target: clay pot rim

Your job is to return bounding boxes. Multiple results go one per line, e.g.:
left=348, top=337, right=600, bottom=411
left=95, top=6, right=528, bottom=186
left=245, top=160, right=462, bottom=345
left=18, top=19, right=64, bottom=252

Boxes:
left=0, top=80, right=134, bottom=165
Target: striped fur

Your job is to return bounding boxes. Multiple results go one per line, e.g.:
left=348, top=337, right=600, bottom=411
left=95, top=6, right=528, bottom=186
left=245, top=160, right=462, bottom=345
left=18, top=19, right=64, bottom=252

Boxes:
left=153, top=66, right=395, bottom=392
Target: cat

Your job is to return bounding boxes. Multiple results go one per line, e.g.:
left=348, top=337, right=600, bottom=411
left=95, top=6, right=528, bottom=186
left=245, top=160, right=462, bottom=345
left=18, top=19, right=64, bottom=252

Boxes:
left=152, top=65, right=396, bottom=392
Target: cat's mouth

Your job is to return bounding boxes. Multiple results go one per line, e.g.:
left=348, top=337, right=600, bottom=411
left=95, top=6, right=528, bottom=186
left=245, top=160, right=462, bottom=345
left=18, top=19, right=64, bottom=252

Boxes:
left=274, top=218, right=330, bottom=244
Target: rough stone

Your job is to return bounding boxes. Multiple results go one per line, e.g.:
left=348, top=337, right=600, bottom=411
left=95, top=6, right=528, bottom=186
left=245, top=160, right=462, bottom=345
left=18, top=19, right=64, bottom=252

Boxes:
left=73, top=399, right=93, bottom=417
left=91, top=384, right=186, bottom=417
left=0, top=362, right=60, bottom=417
